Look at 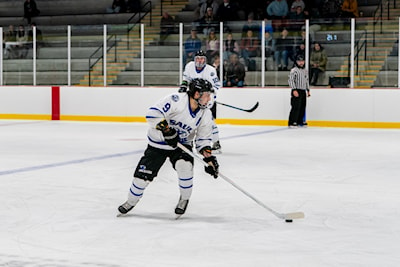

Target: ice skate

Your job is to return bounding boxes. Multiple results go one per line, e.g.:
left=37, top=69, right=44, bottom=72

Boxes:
left=117, top=201, right=135, bottom=216
left=175, top=197, right=189, bottom=216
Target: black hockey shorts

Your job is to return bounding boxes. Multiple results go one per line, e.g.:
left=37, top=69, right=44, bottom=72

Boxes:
left=133, top=144, right=194, bottom=181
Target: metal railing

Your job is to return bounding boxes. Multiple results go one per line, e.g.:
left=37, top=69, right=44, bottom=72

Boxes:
left=88, top=34, right=118, bottom=86
left=349, top=31, right=368, bottom=76
left=127, top=1, right=152, bottom=49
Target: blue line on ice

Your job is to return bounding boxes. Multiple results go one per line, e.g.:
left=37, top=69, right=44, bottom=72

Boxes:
left=0, top=128, right=285, bottom=176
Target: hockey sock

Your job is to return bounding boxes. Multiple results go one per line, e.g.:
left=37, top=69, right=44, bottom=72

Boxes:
left=175, top=160, right=193, bottom=200
left=127, top=178, right=149, bottom=205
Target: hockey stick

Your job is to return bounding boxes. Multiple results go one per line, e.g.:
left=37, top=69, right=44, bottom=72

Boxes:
left=216, top=101, right=259, bottom=113
left=177, top=143, right=305, bottom=221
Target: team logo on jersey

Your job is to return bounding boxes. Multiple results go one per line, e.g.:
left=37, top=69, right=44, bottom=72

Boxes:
left=171, top=94, right=179, bottom=102
left=139, top=165, right=152, bottom=174
left=210, top=72, right=215, bottom=77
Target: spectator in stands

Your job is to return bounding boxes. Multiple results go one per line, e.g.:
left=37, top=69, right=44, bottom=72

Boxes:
left=16, top=25, right=28, bottom=59
left=212, top=54, right=222, bottom=79
left=240, top=29, right=260, bottom=70
left=106, top=0, right=127, bottom=13
left=127, top=0, right=141, bottom=13
left=340, top=0, right=359, bottom=18
left=23, top=0, right=40, bottom=24
left=264, top=30, right=276, bottom=57
left=183, top=29, right=202, bottom=66
left=264, top=31, right=276, bottom=70
left=288, top=6, right=306, bottom=31
left=223, top=32, right=240, bottom=64
left=224, top=53, right=245, bottom=87
left=241, top=12, right=260, bottom=38
left=294, top=41, right=305, bottom=61
left=159, top=11, right=176, bottom=45
left=290, top=0, right=305, bottom=13
left=199, top=0, right=219, bottom=19
left=263, top=18, right=274, bottom=33
left=28, top=22, right=43, bottom=57
left=309, top=41, right=327, bottom=85
left=197, top=7, right=219, bottom=35
left=266, top=0, right=288, bottom=30
left=4, top=25, right=18, bottom=59
left=216, top=0, right=239, bottom=23
left=274, top=28, right=294, bottom=71
left=321, top=0, right=341, bottom=18
left=205, top=29, right=220, bottom=63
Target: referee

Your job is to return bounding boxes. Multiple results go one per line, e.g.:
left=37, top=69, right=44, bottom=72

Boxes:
left=288, top=55, right=310, bottom=128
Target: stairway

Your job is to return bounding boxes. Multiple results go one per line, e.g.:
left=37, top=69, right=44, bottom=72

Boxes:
left=335, top=13, right=399, bottom=88
left=79, top=1, right=189, bottom=86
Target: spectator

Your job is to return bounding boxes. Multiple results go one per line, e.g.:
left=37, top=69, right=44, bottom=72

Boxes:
left=183, top=29, right=202, bottom=66
left=288, top=6, right=306, bottom=31
left=223, top=32, right=240, bottom=64
left=262, top=18, right=274, bottom=33
left=309, top=41, right=327, bottom=85
left=266, top=0, right=288, bottom=29
left=28, top=22, right=43, bottom=57
left=205, top=29, right=220, bottom=63
left=159, top=11, right=176, bottom=45
left=224, top=53, right=246, bottom=87
left=294, top=41, right=305, bottom=61
left=266, top=0, right=288, bottom=18
left=216, top=0, right=239, bottom=23
left=274, top=28, right=294, bottom=71
left=199, top=0, right=219, bottom=19
left=321, top=0, right=341, bottom=18
left=264, top=31, right=276, bottom=57
left=240, top=29, right=259, bottom=70
left=127, top=0, right=141, bottom=13
left=4, top=25, right=17, bottom=59
left=212, top=54, right=222, bottom=79
left=241, top=12, right=260, bottom=38
left=106, top=0, right=127, bottom=13
left=16, top=25, right=28, bottom=59
left=23, top=0, right=40, bottom=24
left=340, top=0, right=359, bottom=18
left=197, top=7, right=219, bottom=35
left=290, top=0, right=305, bottom=13
left=264, top=31, right=276, bottom=70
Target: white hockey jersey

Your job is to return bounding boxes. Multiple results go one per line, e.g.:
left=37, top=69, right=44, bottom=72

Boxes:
left=183, top=62, right=221, bottom=93
left=146, top=92, right=214, bottom=152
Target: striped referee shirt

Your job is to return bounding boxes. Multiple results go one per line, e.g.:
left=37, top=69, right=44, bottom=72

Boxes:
left=288, top=66, right=309, bottom=91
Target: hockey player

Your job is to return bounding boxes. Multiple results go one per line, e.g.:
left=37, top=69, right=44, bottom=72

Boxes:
left=118, top=78, right=219, bottom=216
left=179, top=50, right=222, bottom=152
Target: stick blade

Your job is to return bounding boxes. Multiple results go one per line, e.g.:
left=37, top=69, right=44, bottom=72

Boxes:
left=283, top=212, right=305, bottom=220
left=247, top=102, right=259, bottom=112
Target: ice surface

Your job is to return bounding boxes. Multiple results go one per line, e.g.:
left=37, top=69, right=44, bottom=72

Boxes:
left=1, top=120, right=400, bottom=266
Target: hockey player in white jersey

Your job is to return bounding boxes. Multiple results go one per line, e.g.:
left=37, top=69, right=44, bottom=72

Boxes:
left=118, top=78, right=219, bottom=216
left=179, top=50, right=222, bottom=152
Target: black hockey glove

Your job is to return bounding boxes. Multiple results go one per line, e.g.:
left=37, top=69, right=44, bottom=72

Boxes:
left=179, top=80, right=188, bottom=93
left=156, top=120, right=179, bottom=148
left=203, top=156, right=219, bottom=178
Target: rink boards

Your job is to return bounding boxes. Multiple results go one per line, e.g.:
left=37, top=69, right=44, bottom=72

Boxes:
left=1, top=86, right=400, bottom=128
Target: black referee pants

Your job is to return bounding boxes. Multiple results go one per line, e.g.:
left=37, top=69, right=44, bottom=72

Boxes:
left=288, top=89, right=307, bottom=126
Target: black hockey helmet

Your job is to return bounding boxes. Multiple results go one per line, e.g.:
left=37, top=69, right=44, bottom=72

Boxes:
left=188, top=78, right=214, bottom=97
left=188, top=79, right=214, bottom=108
left=295, top=54, right=305, bottom=68
left=296, top=54, right=305, bottom=61
left=194, top=50, right=207, bottom=68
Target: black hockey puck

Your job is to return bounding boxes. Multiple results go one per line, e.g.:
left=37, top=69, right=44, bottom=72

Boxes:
left=285, top=219, right=293, bottom=223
